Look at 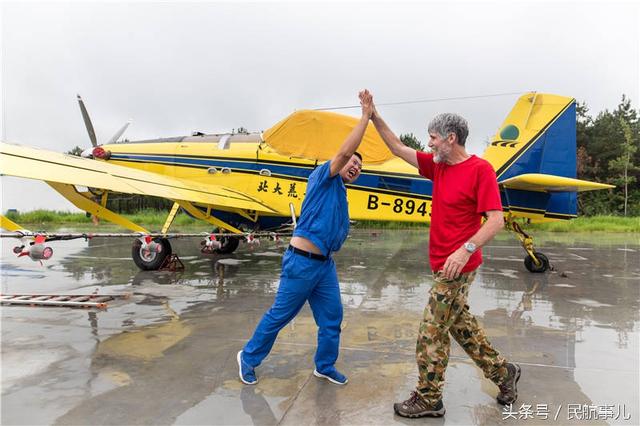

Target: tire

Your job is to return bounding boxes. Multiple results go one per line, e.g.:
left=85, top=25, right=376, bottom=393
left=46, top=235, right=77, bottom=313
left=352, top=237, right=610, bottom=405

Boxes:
left=132, top=238, right=172, bottom=270
left=524, top=251, right=549, bottom=273
left=215, top=236, right=240, bottom=254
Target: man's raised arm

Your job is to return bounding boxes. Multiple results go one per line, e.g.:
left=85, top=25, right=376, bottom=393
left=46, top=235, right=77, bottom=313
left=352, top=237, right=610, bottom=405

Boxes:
left=329, top=90, right=373, bottom=177
left=370, top=101, right=418, bottom=168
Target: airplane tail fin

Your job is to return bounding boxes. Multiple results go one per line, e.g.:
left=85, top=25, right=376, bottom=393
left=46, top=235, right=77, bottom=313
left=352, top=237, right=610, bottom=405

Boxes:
left=482, top=92, right=613, bottom=221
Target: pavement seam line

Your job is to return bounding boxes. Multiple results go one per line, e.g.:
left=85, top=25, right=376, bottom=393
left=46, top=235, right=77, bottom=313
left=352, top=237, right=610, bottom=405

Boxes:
left=277, top=371, right=313, bottom=425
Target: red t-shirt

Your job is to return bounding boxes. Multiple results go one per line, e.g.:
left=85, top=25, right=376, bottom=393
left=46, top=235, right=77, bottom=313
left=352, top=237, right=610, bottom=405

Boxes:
left=416, top=152, right=502, bottom=273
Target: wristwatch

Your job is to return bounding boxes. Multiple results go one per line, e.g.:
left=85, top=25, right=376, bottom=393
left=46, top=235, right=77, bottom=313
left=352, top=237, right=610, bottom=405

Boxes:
left=463, top=241, right=477, bottom=253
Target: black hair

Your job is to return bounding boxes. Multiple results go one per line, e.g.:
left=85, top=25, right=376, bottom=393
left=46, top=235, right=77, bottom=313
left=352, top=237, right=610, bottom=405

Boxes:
left=353, top=152, right=363, bottom=161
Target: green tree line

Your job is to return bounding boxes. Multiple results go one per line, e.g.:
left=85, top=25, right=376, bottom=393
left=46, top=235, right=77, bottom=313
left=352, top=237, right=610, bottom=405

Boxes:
left=576, top=95, right=639, bottom=216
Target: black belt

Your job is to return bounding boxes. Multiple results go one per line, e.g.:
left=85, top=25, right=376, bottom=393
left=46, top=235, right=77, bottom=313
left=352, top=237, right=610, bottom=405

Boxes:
left=288, top=245, right=329, bottom=261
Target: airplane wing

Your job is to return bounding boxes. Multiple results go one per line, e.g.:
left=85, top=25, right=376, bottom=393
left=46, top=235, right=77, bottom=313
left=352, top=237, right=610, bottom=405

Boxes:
left=0, top=214, right=29, bottom=232
left=499, top=173, right=615, bottom=192
left=0, top=142, right=278, bottom=213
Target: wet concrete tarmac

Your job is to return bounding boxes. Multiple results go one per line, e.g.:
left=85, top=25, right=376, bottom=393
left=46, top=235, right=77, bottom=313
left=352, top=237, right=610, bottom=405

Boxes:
left=1, top=230, right=639, bottom=425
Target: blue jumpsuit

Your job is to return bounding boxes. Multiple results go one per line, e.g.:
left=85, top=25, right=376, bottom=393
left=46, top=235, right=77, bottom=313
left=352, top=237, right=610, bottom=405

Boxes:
left=242, top=161, right=349, bottom=374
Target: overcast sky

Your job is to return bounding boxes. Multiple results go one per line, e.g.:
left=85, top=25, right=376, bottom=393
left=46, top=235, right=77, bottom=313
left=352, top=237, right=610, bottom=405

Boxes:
left=1, top=1, right=638, bottom=212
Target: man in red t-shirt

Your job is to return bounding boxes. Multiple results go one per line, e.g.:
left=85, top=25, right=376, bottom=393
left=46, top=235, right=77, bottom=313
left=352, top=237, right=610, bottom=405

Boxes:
left=371, top=101, right=521, bottom=418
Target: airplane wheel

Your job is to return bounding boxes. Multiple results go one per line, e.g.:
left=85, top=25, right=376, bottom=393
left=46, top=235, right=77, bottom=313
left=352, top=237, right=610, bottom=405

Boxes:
left=132, top=238, right=172, bottom=270
left=524, top=251, right=549, bottom=273
left=215, top=236, right=240, bottom=254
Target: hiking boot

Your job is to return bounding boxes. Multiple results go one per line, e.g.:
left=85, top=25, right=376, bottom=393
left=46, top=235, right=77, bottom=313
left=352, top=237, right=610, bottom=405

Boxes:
left=497, top=362, right=521, bottom=405
left=394, top=391, right=445, bottom=418
left=313, top=368, right=348, bottom=385
left=237, top=350, right=257, bottom=385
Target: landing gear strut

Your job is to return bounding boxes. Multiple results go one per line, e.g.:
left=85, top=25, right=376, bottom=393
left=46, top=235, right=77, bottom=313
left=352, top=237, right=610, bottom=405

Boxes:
left=505, top=215, right=550, bottom=273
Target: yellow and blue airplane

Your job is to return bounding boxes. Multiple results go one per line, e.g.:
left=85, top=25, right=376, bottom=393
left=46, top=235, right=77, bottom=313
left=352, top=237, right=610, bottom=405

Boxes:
left=0, top=92, right=613, bottom=272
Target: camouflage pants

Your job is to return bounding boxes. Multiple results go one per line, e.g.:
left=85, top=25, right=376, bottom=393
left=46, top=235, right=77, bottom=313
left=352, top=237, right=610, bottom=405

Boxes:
left=416, top=271, right=508, bottom=404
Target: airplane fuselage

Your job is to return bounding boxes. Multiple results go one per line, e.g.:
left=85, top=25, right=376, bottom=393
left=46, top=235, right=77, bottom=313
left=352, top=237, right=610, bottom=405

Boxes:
left=103, top=134, right=434, bottom=231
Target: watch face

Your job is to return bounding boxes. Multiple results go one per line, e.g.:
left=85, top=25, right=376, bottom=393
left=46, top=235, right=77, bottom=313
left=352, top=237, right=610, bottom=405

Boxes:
left=465, top=242, right=476, bottom=253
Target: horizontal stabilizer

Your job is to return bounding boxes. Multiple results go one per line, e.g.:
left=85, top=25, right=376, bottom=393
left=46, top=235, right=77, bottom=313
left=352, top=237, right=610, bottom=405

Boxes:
left=499, top=173, right=614, bottom=193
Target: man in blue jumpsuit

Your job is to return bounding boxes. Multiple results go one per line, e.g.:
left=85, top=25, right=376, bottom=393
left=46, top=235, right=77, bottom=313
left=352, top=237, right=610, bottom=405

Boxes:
left=237, top=90, right=373, bottom=385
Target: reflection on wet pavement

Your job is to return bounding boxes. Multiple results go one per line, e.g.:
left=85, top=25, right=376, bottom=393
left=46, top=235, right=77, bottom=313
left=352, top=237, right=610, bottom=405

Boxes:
left=1, top=230, right=639, bottom=425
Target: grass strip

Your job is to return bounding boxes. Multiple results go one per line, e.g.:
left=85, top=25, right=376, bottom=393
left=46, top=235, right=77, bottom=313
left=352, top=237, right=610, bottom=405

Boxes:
left=4, top=211, right=639, bottom=233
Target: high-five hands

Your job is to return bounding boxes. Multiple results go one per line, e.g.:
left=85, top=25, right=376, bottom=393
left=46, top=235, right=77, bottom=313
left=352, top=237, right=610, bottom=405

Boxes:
left=359, top=89, right=373, bottom=119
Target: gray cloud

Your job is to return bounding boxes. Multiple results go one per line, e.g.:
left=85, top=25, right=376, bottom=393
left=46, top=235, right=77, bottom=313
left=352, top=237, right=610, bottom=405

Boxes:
left=2, top=1, right=638, bottom=211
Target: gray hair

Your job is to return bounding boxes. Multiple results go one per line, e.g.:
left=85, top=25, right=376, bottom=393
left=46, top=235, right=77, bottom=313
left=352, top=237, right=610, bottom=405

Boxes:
left=428, top=113, right=469, bottom=146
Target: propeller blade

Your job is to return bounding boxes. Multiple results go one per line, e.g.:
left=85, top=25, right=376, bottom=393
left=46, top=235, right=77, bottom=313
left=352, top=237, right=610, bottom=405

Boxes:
left=77, top=94, right=98, bottom=147
left=106, top=120, right=131, bottom=145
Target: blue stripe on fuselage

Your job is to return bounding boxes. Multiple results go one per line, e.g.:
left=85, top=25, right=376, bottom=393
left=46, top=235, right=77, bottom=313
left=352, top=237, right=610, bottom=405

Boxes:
left=109, top=152, right=577, bottom=218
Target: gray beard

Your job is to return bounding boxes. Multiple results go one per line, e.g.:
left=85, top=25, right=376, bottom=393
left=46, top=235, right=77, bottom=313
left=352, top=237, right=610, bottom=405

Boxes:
left=433, top=148, right=450, bottom=164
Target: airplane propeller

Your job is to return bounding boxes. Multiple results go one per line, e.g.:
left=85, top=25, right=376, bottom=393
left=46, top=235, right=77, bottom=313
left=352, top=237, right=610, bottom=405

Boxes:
left=77, top=94, right=97, bottom=147
left=77, top=94, right=131, bottom=157
left=106, top=120, right=132, bottom=145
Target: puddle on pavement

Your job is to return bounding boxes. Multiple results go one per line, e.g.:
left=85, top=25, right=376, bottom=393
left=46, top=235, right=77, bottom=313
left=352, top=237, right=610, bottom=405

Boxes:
left=1, top=229, right=638, bottom=425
